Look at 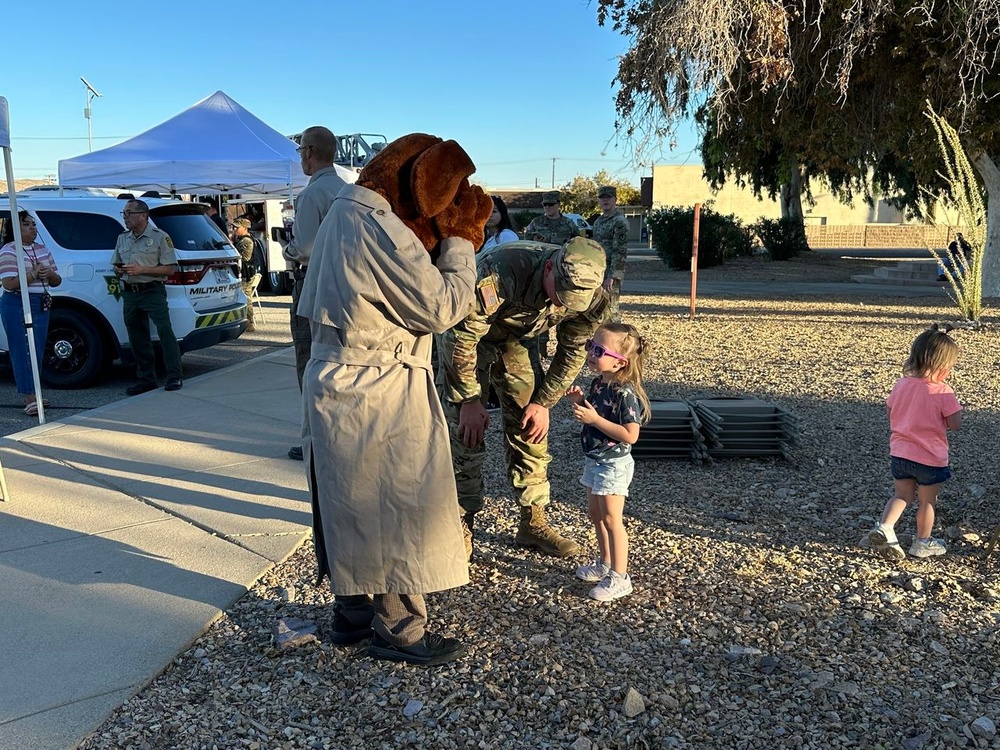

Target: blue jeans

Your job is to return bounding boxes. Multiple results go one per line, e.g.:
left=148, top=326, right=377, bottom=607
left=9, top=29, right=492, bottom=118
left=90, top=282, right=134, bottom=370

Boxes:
left=891, top=456, right=952, bottom=486
left=1, top=291, right=50, bottom=396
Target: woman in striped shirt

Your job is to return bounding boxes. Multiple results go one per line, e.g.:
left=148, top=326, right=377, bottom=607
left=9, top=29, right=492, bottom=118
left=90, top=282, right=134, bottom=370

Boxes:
left=1, top=211, right=62, bottom=415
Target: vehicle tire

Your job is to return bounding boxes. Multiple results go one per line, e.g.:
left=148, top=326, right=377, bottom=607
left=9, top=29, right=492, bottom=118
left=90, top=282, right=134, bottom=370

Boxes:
left=42, top=309, right=110, bottom=388
left=269, top=270, right=292, bottom=295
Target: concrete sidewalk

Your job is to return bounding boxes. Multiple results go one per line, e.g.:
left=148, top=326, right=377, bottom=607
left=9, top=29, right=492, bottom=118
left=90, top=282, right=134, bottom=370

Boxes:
left=0, top=348, right=310, bottom=750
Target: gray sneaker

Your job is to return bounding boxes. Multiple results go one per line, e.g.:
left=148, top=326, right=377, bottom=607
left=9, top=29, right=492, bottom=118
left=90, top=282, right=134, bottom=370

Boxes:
left=909, top=537, right=947, bottom=558
left=576, top=557, right=610, bottom=582
left=589, top=572, right=633, bottom=602
left=868, top=528, right=905, bottom=560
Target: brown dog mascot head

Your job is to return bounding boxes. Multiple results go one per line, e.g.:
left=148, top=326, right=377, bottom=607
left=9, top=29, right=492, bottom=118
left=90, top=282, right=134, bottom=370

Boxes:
left=356, top=133, right=494, bottom=253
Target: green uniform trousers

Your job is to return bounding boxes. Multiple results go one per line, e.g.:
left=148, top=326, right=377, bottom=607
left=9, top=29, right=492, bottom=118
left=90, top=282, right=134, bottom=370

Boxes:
left=123, top=283, right=182, bottom=384
left=444, top=338, right=552, bottom=515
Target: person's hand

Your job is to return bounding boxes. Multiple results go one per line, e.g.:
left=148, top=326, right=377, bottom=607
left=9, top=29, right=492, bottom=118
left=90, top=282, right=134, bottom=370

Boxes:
left=602, top=278, right=615, bottom=292
left=570, top=399, right=599, bottom=426
left=122, top=263, right=145, bottom=276
left=458, top=400, right=490, bottom=448
left=565, top=385, right=585, bottom=405
left=521, top=403, right=550, bottom=443
left=35, top=265, right=51, bottom=282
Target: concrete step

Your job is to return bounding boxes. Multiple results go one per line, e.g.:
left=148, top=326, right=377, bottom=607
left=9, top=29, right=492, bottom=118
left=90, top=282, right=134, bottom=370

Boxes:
left=851, top=273, right=946, bottom=287
left=874, top=267, right=941, bottom=280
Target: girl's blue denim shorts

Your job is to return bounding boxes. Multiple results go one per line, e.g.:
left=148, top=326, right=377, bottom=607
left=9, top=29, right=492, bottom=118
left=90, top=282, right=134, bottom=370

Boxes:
left=891, top=456, right=952, bottom=486
left=580, top=454, right=635, bottom=497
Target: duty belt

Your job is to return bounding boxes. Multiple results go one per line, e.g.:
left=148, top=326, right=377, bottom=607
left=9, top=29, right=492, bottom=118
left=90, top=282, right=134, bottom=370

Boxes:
left=121, top=281, right=164, bottom=292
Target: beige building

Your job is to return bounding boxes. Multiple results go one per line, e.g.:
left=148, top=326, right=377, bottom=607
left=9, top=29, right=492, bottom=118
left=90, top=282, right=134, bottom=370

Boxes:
left=651, top=165, right=908, bottom=225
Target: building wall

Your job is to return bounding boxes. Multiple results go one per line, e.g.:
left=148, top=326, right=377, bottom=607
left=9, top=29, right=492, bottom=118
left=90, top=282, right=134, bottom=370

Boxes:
left=651, top=165, right=909, bottom=225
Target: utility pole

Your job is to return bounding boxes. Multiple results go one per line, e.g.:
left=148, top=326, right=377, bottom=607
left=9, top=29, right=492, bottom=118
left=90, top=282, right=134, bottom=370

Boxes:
left=551, top=158, right=556, bottom=188
left=81, top=77, right=102, bottom=153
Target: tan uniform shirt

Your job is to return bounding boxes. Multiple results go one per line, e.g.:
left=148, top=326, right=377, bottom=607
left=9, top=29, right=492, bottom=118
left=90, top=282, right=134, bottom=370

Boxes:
left=111, top=224, right=176, bottom=283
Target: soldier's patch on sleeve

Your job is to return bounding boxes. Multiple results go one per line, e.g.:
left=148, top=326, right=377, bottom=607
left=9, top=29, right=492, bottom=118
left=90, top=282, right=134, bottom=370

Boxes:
left=164, top=234, right=174, bottom=248
left=477, top=274, right=501, bottom=315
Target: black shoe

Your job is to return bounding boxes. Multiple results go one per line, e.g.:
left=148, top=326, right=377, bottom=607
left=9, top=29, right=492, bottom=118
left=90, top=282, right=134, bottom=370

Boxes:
left=288, top=445, right=304, bottom=461
left=368, top=632, right=467, bottom=666
left=164, top=378, right=183, bottom=391
left=126, top=382, right=157, bottom=396
left=327, top=611, right=374, bottom=646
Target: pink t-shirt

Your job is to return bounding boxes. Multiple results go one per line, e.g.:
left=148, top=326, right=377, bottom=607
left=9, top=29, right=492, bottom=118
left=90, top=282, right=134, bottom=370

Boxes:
left=886, top=376, right=962, bottom=467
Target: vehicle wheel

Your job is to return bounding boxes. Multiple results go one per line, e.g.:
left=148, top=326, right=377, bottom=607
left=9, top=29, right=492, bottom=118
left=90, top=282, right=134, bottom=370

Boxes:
left=42, top=310, right=110, bottom=388
left=269, top=270, right=292, bottom=295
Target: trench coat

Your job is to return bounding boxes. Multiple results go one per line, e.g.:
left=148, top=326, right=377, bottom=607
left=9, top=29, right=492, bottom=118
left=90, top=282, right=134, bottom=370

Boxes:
left=298, top=184, right=475, bottom=596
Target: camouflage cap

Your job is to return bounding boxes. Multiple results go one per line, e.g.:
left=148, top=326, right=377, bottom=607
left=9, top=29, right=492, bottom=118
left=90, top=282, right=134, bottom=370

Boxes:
left=553, top=237, right=606, bottom=311
left=597, top=185, right=617, bottom=199
left=541, top=190, right=561, bottom=205
left=233, top=217, right=251, bottom=229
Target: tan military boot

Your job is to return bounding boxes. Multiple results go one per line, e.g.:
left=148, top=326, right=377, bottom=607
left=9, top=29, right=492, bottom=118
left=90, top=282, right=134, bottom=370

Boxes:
left=461, top=513, right=474, bottom=561
left=515, top=505, right=580, bottom=557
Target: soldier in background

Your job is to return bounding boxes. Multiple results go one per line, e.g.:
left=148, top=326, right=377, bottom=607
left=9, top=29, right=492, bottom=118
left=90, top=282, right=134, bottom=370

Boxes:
left=232, top=217, right=258, bottom=332
left=523, top=191, right=578, bottom=374
left=592, top=185, right=631, bottom=320
left=439, top=237, right=609, bottom=560
left=525, top=191, right=577, bottom=245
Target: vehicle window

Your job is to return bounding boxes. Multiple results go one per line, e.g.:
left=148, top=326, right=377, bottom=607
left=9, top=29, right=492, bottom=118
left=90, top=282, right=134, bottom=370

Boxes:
left=152, top=212, right=230, bottom=252
left=35, top=210, right=124, bottom=250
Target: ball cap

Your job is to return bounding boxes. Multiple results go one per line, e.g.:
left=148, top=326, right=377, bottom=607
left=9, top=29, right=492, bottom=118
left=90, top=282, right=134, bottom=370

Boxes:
left=233, top=217, right=251, bottom=228
left=553, top=237, right=606, bottom=311
left=541, top=190, right=561, bottom=205
left=597, top=185, right=617, bottom=199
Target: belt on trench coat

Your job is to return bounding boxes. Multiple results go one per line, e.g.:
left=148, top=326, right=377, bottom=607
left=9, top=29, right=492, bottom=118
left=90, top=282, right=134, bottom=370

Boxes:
left=310, top=342, right=431, bottom=371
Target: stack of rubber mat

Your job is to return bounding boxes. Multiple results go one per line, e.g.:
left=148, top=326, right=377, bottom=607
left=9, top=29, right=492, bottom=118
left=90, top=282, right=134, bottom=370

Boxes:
left=691, top=398, right=799, bottom=459
left=632, top=399, right=710, bottom=463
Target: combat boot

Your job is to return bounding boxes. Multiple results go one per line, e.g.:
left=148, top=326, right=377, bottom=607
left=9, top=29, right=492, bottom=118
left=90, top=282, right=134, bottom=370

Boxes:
left=515, top=505, right=580, bottom=557
left=461, top=513, right=474, bottom=561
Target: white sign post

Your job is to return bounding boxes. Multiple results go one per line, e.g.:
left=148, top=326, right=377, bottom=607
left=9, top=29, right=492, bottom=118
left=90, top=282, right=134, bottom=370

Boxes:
left=1, top=96, right=47, bottom=426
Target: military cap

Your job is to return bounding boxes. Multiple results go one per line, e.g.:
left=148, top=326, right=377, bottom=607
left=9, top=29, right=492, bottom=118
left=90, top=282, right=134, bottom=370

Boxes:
left=233, top=217, right=251, bottom=229
left=541, top=191, right=561, bottom=205
left=597, top=185, right=617, bottom=199
left=553, top=237, right=606, bottom=312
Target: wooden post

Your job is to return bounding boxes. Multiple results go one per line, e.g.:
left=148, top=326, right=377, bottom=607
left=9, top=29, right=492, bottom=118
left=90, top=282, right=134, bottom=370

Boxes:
left=690, top=203, right=701, bottom=320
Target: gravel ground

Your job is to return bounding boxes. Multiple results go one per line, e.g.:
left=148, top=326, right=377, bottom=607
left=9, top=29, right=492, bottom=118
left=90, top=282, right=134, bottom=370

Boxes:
left=80, top=254, right=1000, bottom=750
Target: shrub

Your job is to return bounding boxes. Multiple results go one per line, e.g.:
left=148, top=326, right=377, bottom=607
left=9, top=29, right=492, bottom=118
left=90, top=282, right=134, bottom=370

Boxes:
left=648, top=205, right=753, bottom=270
left=751, top=217, right=810, bottom=260
left=511, top=210, right=537, bottom=234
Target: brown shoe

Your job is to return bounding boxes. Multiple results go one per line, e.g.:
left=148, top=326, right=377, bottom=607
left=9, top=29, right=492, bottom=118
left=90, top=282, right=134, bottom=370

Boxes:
left=515, top=505, right=581, bottom=557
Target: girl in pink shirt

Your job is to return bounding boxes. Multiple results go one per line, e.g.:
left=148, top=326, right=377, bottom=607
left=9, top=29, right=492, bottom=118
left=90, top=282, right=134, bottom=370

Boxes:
left=869, top=326, right=962, bottom=560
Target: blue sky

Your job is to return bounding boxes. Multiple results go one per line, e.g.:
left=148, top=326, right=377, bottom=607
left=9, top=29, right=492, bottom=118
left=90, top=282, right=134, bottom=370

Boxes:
left=2, top=0, right=701, bottom=190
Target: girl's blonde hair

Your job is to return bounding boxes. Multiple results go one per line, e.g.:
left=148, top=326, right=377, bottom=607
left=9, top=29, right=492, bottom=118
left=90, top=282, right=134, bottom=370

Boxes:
left=597, top=322, right=651, bottom=424
left=903, top=324, right=959, bottom=378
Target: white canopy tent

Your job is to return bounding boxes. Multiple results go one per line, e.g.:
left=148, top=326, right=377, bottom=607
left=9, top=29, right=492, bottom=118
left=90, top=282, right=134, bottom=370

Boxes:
left=58, top=90, right=354, bottom=195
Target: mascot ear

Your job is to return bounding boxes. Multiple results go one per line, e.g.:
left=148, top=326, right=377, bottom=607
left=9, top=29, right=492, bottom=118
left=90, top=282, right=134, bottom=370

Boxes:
left=411, top=140, right=476, bottom=218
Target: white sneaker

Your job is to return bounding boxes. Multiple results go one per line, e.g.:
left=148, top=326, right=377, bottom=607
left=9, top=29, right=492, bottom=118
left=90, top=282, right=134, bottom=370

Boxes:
left=576, top=557, right=610, bottom=582
left=909, top=537, right=947, bottom=558
left=868, top=528, right=905, bottom=560
left=589, top=572, right=633, bottom=601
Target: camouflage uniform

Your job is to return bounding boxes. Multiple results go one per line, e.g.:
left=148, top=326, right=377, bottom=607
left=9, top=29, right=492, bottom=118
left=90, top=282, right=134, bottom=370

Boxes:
left=439, top=238, right=608, bottom=557
left=234, top=232, right=257, bottom=331
left=592, top=209, right=630, bottom=320
left=524, top=214, right=578, bottom=245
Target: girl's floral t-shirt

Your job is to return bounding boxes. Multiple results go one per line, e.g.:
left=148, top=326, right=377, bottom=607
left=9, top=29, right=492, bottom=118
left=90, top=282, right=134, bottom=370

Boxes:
left=580, top=376, right=641, bottom=459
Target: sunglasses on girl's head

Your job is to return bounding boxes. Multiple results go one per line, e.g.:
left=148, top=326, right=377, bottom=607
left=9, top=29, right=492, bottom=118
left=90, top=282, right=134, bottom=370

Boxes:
left=585, top=339, right=626, bottom=361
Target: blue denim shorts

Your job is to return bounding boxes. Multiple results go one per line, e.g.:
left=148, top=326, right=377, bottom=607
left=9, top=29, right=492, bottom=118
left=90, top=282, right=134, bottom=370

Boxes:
left=891, top=456, right=952, bottom=486
left=580, top=454, right=635, bottom=497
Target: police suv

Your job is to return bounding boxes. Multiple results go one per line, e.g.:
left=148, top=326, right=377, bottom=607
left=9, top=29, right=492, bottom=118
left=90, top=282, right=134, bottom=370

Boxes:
left=0, top=193, right=248, bottom=387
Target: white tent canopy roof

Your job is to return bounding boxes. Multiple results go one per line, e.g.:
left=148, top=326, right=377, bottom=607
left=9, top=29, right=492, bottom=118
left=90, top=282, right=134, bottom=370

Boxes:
left=57, top=91, right=353, bottom=195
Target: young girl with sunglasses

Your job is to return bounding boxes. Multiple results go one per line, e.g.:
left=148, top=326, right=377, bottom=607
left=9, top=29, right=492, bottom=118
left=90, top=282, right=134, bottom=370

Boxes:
left=565, top=322, right=650, bottom=601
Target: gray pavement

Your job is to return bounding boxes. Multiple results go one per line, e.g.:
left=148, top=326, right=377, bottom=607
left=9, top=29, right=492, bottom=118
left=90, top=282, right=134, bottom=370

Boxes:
left=0, top=348, right=310, bottom=750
